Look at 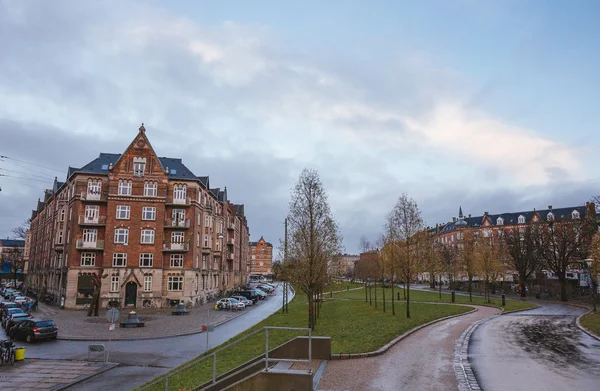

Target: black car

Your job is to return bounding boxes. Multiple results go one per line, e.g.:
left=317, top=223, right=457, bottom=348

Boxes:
left=233, top=290, right=260, bottom=304
left=9, top=319, right=58, bottom=343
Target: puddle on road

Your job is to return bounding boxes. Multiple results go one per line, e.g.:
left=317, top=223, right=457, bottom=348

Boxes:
left=510, top=316, right=598, bottom=371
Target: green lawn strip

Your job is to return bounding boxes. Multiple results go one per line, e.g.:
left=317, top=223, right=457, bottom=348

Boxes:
left=580, top=311, right=600, bottom=338
left=323, top=281, right=363, bottom=292
left=137, top=294, right=469, bottom=391
left=334, top=286, right=537, bottom=312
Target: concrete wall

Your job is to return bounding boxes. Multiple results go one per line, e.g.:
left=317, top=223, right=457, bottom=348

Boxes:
left=226, top=370, right=312, bottom=391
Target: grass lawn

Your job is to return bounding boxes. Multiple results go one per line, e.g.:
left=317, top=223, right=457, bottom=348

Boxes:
left=580, top=311, right=600, bottom=338
left=323, top=281, right=363, bottom=292
left=138, top=294, right=469, bottom=391
left=333, top=286, right=538, bottom=312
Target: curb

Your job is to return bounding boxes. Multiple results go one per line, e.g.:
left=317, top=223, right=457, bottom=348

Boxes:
left=576, top=310, right=600, bottom=342
left=454, top=314, right=499, bottom=391
left=57, top=310, right=248, bottom=342
left=53, top=362, right=120, bottom=391
left=330, top=307, right=478, bottom=360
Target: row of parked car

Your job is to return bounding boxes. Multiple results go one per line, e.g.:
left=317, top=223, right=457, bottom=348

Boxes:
left=215, top=282, right=276, bottom=311
left=0, top=287, right=58, bottom=343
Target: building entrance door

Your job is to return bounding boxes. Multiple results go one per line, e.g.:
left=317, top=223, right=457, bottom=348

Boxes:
left=125, top=282, right=137, bottom=307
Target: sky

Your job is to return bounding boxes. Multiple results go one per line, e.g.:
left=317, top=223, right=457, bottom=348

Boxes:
left=0, top=0, right=599, bottom=253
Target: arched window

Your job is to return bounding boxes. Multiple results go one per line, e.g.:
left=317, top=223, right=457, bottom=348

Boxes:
left=496, top=217, right=504, bottom=225
left=518, top=215, right=525, bottom=224
left=572, top=210, right=580, bottom=219
left=547, top=212, right=554, bottom=221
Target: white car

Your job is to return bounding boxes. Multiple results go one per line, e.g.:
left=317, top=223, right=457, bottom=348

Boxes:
left=13, top=296, right=28, bottom=305
left=216, top=298, right=245, bottom=311
left=231, top=296, right=253, bottom=306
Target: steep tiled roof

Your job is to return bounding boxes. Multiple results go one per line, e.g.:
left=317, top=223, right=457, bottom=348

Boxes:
left=198, top=176, right=209, bottom=188
left=158, top=157, right=197, bottom=180
left=440, top=205, right=588, bottom=233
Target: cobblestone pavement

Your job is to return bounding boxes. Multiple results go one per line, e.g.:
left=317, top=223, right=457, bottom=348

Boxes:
left=0, top=359, right=117, bottom=391
left=318, top=305, right=500, bottom=391
left=32, top=300, right=245, bottom=340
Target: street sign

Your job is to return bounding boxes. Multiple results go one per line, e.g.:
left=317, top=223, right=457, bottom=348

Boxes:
left=106, top=308, right=120, bottom=323
left=109, top=323, right=116, bottom=331
left=207, top=325, right=215, bottom=332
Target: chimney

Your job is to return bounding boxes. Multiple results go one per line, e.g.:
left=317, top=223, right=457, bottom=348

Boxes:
left=548, top=205, right=552, bottom=210
left=452, top=217, right=457, bottom=222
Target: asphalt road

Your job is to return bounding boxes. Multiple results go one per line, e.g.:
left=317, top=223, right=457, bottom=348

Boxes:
left=470, top=302, right=600, bottom=391
left=1, top=285, right=292, bottom=390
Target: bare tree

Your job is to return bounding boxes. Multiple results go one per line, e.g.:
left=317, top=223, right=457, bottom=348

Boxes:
left=502, top=225, right=540, bottom=298
left=87, top=269, right=108, bottom=317
left=11, top=219, right=30, bottom=240
left=457, top=230, right=478, bottom=302
left=537, top=219, right=592, bottom=302
left=283, top=169, right=343, bottom=330
left=1, top=247, right=24, bottom=288
left=439, top=244, right=458, bottom=294
left=387, top=193, right=424, bottom=318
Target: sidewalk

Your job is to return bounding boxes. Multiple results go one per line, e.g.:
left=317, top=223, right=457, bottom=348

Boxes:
left=34, top=300, right=249, bottom=341
left=0, top=359, right=118, bottom=391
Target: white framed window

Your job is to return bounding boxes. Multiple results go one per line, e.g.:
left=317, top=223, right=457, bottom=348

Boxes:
left=143, top=275, right=152, bottom=291
left=141, top=229, right=155, bottom=244
left=116, top=205, right=130, bottom=220
left=547, top=212, right=554, bottom=221
left=196, top=233, right=200, bottom=247
left=142, top=206, right=156, bottom=221
left=172, top=232, right=185, bottom=243
left=83, top=229, right=97, bottom=243
left=118, top=181, right=132, bottom=195
left=112, top=253, right=127, bottom=267
left=172, top=209, right=185, bottom=222
left=203, top=235, right=209, bottom=247
left=252, top=255, right=256, bottom=260
left=572, top=210, right=580, bottom=219
left=114, top=228, right=129, bottom=244
left=140, top=253, right=153, bottom=267
left=134, top=161, right=146, bottom=177
left=168, top=276, right=183, bottom=291
left=57, top=231, right=63, bottom=244
left=87, top=181, right=101, bottom=195
left=80, top=253, right=95, bottom=266
left=205, top=216, right=210, bottom=227
left=170, top=254, right=184, bottom=268
left=173, top=186, right=186, bottom=201
left=144, top=183, right=157, bottom=197
left=60, top=209, right=65, bottom=222
left=197, top=212, right=201, bottom=226
left=110, top=275, right=120, bottom=292
left=497, top=217, right=504, bottom=225
left=518, top=215, right=525, bottom=224
left=260, top=262, right=264, bottom=267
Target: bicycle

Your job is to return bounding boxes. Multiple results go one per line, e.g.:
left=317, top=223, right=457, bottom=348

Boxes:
left=0, top=339, right=16, bottom=366
left=143, top=299, right=158, bottom=309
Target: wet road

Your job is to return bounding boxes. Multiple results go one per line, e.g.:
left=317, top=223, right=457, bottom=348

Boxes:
left=319, top=305, right=501, bottom=391
left=0, top=286, right=292, bottom=390
left=470, top=302, right=600, bottom=391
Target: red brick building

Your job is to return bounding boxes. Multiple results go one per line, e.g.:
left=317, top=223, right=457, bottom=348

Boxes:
left=25, top=125, right=250, bottom=309
left=249, top=236, right=272, bottom=275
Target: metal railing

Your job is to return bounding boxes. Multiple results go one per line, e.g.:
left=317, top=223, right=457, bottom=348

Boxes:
left=137, top=326, right=311, bottom=391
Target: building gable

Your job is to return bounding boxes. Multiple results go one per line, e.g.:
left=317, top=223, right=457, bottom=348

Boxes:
left=110, top=124, right=166, bottom=180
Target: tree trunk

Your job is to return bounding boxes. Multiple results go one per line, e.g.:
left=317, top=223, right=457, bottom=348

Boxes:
left=439, top=275, right=442, bottom=300
left=559, top=277, right=568, bottom=302
left=374, top=280, right=378, bottom=309
left=382, top=278, right=386, bottom=313
left=403, top=282, right=407, bottom=299
left=365, top=281, right=368, bottom=303
left=468, top=277, right=473, bottom=302
left=406, top=278, right=411, bottom=318
left=307, top=293, right=314, bottom=330
left=369, top=283, right=372, bottom=304
left=519, top=276, right=528, bottom=298
left=391, top=273, right=395, bottom=315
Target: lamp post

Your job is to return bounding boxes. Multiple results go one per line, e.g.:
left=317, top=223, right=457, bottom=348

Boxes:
left=584, top=259, right=597, bottom=312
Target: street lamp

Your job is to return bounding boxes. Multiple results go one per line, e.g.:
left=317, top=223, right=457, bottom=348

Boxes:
left=583, top=259, right=597, bottom=312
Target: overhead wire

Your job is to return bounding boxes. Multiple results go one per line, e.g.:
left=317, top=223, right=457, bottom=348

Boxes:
left=0, top=155, right=64, bottom=173
left=0, top=168, right=56, bottom=182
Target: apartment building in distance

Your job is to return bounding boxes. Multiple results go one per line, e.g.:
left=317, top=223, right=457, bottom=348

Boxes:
left=26, top=124, right=250, bottom=309
left=249, top=236, right=273, bottom=275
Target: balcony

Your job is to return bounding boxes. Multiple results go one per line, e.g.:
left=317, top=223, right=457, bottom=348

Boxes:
left=201, top=246, right=212, bottom=254
left=164, top=219, right=190, bottom=229
left=78, top=215, right=107, bottom=226
left=166, top=197, right=191, bottom=206
left=163, top=243, right=189, bottom=252
left=54, top=243, right=64, bottom=252
left=76, top=240, right=105, bottom=251
left=226, top=252, right=234, bottom=260
left=227, top=238, right=235, bottom=245
left=80, top=191, right=107, bottom=203
left=227, top=222, right=235, bottom=231
left=213, top=249, right=222, bottom=257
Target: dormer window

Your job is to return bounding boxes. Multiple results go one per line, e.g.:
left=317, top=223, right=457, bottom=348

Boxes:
left=547, top=212, right=554, bottom=221
left=572, top=210, right=580, bottom=219
left=496, top=217, right=504, bottom=225
left=518, top=215, right=525, bottom=224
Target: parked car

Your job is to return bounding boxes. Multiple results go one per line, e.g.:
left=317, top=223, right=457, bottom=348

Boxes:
left=3, top=289, right=15, bottom=300
left=4, top=312, right=32, bottom=331
left=247, top=289, right=267, bottom=300
left=0, top=302, right=19, bottom=314
left=13, top=296, right=28, bottom=305
left=2, top=308, right=25, bottom=327
left=231, top=296, right=253, bottom=306
left=8, top=318, right=58, bottom=342
left=257, top=284, right=274, bottom=294
left=233, top=290, right=260, bottom=304
left=216, top=298, right=245, bottom=311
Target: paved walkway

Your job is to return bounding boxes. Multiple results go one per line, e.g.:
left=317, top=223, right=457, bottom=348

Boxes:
left=317, top=305, right=500, bottom=391
left=33, top=300, right=246, bottom=340
left=0, top=359, right=117, bottom=391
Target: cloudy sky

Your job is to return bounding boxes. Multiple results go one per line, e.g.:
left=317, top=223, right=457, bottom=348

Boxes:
left=1, top=0, right=599, bottom=253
